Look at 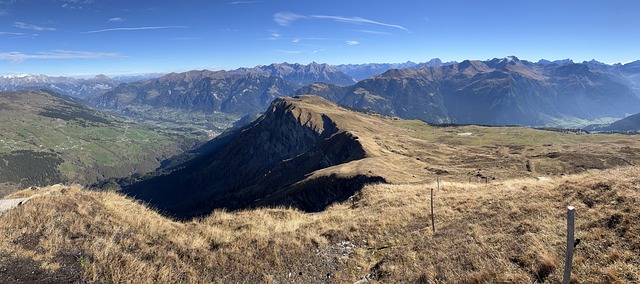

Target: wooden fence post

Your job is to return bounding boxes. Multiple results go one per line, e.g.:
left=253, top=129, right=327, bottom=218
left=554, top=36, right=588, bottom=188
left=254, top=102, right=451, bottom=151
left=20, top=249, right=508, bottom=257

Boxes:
left=430, top=188, right=435, bottom=233
left=563, top=206, right=575, bottom=284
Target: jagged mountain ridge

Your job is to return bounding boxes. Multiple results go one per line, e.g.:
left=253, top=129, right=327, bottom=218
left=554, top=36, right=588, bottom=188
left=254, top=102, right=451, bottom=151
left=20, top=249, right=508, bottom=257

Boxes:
left=0, top=73, right=166, bottom=98
left=0, top=74, right=122, bottom=98
left=230, top=62, right=356, bottom=86
left=334, top=58, right=457, bottom=80
left=88, top=70, right=298, bottom=115
left=296, top=57, right=640, bottom=126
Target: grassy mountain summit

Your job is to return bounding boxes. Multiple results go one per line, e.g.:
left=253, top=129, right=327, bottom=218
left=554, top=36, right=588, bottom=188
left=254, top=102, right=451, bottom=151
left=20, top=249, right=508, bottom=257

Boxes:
left=123, top=95, right=640, bottom=220
left=0, top=90, right=203, bottom=196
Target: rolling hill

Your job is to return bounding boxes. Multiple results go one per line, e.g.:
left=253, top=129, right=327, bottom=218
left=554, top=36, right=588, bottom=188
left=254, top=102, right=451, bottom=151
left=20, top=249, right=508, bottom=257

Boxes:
left=0, top=90, right=203, bottom=196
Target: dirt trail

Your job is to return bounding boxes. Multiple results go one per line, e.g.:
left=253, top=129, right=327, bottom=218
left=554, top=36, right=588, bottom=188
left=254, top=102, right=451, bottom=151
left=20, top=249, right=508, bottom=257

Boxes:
left=0, top=197, right=31, bottom=213
left=0, top=190, right=57, bottom=213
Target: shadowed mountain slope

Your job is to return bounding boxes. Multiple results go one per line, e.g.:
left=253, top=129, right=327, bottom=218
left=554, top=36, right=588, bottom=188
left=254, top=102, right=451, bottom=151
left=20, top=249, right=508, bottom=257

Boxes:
left=123, top=96, right=387, bottom=218
left=588, top=112, right=640, bottom=133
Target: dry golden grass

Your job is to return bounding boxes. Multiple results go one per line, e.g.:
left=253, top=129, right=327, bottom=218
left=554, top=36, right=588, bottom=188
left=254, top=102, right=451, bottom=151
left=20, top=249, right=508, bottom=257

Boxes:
left=1, top=165, right=638, bottom=283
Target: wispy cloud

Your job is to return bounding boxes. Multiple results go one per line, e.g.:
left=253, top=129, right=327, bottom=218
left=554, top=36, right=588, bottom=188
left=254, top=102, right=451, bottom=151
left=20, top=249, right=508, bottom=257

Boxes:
left=269, top=32, right=281, bottom=40
left=219, top=28, right=239, bottom=33
left=346, top=40, right=359, bottom=46
left=273, top=12, right=409, bottom=32
left=274, top=12, right=305, bottom=26
left=228, top=1, right=260, bottom=4
left=14, top=22, right=56, bottom=31
left=0, top=50, right=124, bottom=63
left=61, top=0, right=94, bottom=9
left=0, top=9, right=8, bottom=16
left=310, top=15, right=408, bottom=31
left=273, top=49, right=301, bottom=54
left=108, top=17, right=126, bottom=22
left=267, top=34, right=341, bottom=42
left=351, top=29, right=391, bottom=35
left=0, top=31, right=25, bottom=36
left=82, top=26, right=187, bottom=34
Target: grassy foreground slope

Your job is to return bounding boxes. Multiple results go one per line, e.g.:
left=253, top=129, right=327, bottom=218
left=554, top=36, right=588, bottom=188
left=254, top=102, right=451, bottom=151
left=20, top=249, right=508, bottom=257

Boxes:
left=0, top=166, right=638, bottom=283
left=0, top=90, right=203, bottom=195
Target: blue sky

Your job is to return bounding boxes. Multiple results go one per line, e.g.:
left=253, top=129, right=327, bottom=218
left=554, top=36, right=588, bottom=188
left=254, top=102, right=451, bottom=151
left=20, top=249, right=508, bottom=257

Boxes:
left=1, top=0, right=639, bottom=76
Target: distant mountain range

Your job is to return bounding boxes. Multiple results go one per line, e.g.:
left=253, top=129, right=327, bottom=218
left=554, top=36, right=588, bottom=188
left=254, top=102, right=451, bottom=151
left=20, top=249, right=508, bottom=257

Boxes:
left=297, top=57, right=640, bottom=126
left=11, top=58, right=640, bottom=128
left=88, top=70, right=299, bottom=115
left=334, top=58, right=457, bottom=80
left=230, top=62, right=356, bottom=86
left=86, top=63, right=357, bottom=125
left=0, top=73, right=164, bottom=98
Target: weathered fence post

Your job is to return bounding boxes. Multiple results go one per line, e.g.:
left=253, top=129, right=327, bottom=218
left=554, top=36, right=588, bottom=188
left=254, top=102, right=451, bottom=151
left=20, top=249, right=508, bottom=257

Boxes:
left=436, top=176, right=440, bottom=194
left=563, top=206, right=575, bottom=284
left=430, top=188, right=435, bottom=232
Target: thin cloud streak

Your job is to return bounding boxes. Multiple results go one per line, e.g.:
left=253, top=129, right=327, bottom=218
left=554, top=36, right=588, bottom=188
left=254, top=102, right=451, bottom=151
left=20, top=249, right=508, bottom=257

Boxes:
left=346, top=40, right=359, bottom=45
left=273, top=49, right=301, bottom=54
left=0, top=50, right=125, bottom=63
left=0, top=31, right=26, bottom=36
left=352, top=29, right=392, bottom=35
left=108, top=17, right=126, bottom=22
left=14, top=22, right=56, bottom=31
left=82, top=26, right=187, bottom=34
left=274, top=12, right=305, bottom=26
left=228, top=1, right=260, bottom=4
left=310, top=15, right=408, bottom=31
left=273, top=12, right=408, bottom=32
